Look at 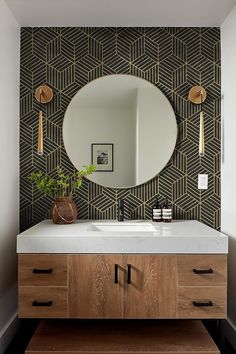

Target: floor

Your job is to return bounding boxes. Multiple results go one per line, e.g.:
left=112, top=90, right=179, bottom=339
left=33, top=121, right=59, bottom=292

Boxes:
left=224, top=340, right=236, bottom=354
left=4, top=319, right=236, bottom=354
left=204, top=320, right=236, bottom=354
left=5, top=319, right=38, bottom=354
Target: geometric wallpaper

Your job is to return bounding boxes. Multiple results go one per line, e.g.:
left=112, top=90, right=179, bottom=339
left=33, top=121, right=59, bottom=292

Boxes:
left=20, top=27, right=221, bottom=232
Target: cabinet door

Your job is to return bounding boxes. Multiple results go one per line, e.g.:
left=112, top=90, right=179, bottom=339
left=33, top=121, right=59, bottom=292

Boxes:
left=69, top=255, right=123, bottom=318
left=123, top=255, right=177, bottom=318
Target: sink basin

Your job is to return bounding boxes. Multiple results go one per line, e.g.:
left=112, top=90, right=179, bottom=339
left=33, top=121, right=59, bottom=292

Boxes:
left=89, top=222, right=157, bottom=232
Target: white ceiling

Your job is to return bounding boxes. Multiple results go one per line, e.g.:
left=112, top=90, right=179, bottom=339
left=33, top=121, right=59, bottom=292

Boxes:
left=5, top=0, right=236, bottom=27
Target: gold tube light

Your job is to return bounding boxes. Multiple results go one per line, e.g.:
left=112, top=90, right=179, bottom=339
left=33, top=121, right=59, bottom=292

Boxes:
left=35, top=85, right=53, bottom=156
left=199, top=110, right=205, bottom=156
left=188, top=86, right=207, bottom=157
left=38, top=108, right=43, bottom=155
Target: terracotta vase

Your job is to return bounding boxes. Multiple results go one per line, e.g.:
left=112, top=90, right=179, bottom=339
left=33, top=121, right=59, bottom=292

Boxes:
left=51, top=197, right=77, bottom=224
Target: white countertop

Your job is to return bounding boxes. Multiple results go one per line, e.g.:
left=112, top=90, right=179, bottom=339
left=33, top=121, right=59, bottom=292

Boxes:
left=17, top=220, right=228, bottom=254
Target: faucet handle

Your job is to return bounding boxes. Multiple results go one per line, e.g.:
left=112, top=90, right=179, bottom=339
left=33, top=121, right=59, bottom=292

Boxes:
left=118, top=198, right=125, bottom=221
left=119, top=198, right=124, bottom=207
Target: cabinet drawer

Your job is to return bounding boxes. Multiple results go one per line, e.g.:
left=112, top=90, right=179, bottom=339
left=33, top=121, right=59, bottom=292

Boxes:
left=178, top=255, right=227, bottom=286
left=18, top=254, right=68, bottom=286
left=178, top=286, right=226, bottom=319
left=18, top=286, right=68, bottom=318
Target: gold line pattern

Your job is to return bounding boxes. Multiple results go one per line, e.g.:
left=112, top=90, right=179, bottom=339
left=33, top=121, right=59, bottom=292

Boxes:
left=20, top=27, right=221, bottom=231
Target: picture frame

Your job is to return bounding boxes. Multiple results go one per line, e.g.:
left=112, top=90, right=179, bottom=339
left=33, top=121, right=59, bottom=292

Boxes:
left=91, top=143, right=114, bottom=172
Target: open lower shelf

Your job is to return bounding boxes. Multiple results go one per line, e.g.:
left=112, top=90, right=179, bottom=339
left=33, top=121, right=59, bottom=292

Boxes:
left=25, top=319, right=219, bottom=354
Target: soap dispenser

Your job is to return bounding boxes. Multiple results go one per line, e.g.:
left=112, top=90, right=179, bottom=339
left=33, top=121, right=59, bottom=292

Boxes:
left=162, top=198, right=172, bottom=223
left=152, top=198, right=162, bottom=222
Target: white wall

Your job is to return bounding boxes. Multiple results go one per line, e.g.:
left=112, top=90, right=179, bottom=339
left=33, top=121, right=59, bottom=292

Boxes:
left=0, top=0, right=20, bottom=352
left=64, top=106, right=136, bottom=188
left=221, top=4, right=236, bottom=350
left=136, top=88, right=177, bottom=185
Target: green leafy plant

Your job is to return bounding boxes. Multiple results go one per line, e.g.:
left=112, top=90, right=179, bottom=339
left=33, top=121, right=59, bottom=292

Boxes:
left=28, top=165, right=96, bottom=198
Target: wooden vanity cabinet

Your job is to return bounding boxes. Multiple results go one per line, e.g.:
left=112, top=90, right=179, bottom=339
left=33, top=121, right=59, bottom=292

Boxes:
left=177, top=255, right=227, bottom=319
left=18, top=254, right=68, bottom=318
left=68, top=254, right=178, bottom=319
left=18, top=253, right=227, bottom=319
left=123, top=255, right=177, bottom=318
left=69, top=255, right=123, bottom=318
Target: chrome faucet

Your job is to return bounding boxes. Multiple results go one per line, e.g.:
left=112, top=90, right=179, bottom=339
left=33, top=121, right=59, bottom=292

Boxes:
left=118, top=198, right=125, bottom=222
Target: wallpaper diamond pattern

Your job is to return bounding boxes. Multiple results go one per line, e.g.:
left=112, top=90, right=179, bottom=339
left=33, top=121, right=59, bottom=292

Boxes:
left=20, top=27, right=221, bottom=231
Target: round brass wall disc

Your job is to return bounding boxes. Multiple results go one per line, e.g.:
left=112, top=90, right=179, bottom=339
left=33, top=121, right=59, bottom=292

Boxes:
left=35, top=85, right=53, bottom=103
left=188, top=86, right=206, bottom=104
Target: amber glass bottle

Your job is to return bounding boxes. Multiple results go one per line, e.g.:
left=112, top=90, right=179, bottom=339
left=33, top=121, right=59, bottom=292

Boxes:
left=162, top=198, right=172, bottom=223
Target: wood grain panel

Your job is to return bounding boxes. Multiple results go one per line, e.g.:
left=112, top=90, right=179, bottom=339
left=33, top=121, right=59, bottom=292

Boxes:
left=178, top=255, right=227, bottom=286
left=178, top=286, right=227, bottom=319
left=18, top=286, right=68, bottom=318
left=25, top=319, right=219, bottom=353
left=124, top=255, right=177, bottom=318
left=18, top=254, right=68, bottom=286
left=26, top=351, right=219, bottom=354
left=69, top=255, right=123, bottom=318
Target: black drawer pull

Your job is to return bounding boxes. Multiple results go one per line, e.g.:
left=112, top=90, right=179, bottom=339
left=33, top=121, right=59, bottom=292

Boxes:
left=33, top=268, right=53, bottom=274
left=127, top=264, right=132, bottom=284
left=193, top=268, right=213, bottom=274
left=193, top=301, right=213, bottom=307
left=114, top=264, right=119, bottom=284
left=32, top=300, right=53, bottom=307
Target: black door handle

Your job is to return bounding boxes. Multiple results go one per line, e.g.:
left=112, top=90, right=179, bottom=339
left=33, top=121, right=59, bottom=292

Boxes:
left=33, top=268, right=53, bottom=274
left=193, top=301, right=213, bottom=307
left=193, top=268, right=213, bottom=274
left=127, top=264, right=131, bottom=284
left=32, top=300, right=53, bottom=307
left=114, top=264, right=119, bottom=284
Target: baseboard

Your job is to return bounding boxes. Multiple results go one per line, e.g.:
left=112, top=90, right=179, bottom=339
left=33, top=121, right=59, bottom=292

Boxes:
left=221, top=318, right=236, bottom=353
left=0, top=312, right=19, bottom=354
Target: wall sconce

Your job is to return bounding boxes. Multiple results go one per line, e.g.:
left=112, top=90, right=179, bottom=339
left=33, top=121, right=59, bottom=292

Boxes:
left=35, top=85, right=53, bottom=155
left=188, top=86, right=207, bottom=157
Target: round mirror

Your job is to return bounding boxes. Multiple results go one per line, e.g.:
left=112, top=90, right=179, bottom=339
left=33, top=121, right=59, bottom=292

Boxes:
left=63, top=75, right=177, bottom=189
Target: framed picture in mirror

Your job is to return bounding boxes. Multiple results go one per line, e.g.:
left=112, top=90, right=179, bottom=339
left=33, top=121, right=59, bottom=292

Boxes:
left=91, top=143, right=114, bottom=172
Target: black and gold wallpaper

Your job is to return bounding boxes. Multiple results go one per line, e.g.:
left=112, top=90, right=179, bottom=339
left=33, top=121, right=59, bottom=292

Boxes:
left=20, top=27, right=221, bottom=231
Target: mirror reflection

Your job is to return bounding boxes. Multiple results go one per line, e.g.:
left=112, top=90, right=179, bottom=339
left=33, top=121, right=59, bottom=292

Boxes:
left=63, top=75, right=177, bottom=189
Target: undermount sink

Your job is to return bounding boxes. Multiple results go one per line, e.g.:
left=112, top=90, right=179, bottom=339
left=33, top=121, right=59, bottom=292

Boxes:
left=88, top=222, right=157, bottom=232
